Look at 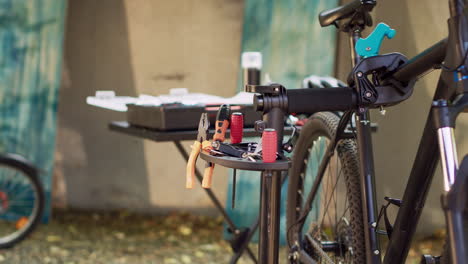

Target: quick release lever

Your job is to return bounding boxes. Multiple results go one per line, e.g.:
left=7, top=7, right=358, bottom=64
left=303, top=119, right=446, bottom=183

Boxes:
left=355, top=22, right=396, bottom=58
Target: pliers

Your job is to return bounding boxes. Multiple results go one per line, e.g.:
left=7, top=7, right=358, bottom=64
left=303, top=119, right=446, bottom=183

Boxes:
left=202, top=104, right=230, bottom=188
left=186, top=113, right=212, bottom=189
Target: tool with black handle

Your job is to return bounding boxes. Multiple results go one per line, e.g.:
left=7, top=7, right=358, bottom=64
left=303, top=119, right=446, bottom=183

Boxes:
left=201, top=104, right=230, bottom=188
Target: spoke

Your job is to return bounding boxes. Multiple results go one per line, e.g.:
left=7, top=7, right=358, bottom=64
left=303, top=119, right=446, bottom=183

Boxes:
left=299, top=137, right=326, bottom=235
left=333, top=155, right=338, bottom=235
left=0, top=176, right=13, bottom=192
left=297, top=190, right=303, bottom=201
left=321, top=155, right=332, bottom=229
left=296, top=144, right=316, bottom=229
left=6, top=198, right=34, bottom=204
left=320, top=160, right=343, bottom=237
left=5, top=203, right=34, bottom=210
left=1, top=211, right=23, bottom=220
left=301, top=141, right=321, bottom=217
left=10, top=186, right=34, bottom=200
left=340, top=178, right=350, bottom=222
left=4, top=176, right=23, bottom=197
left=340, top=204, right=351, bottom=222
left=0, top=168, right=20, bottom=183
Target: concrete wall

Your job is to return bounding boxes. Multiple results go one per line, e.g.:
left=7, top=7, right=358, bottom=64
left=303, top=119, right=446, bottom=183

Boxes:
left=336, top=0, right=468, bottom=234
left=56, top=0, right=244, bottom=212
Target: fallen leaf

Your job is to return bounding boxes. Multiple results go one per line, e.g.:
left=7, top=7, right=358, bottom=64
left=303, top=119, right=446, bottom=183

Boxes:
left=68, top=225, right=78, bottom=234
left=178, top=225, right=192, bottom=236
left=113, top=232, right=125, bottom=240
left=199, top=243, right=219, bottom=251
left=164, top=257, right=178, bottom=264
left=46, top=235, right=61, bottom=242
left=181, top=255, right=191, bottom=264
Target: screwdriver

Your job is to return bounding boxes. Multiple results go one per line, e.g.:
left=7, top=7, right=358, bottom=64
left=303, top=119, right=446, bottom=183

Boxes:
left=232, top=169, right=237, bottom=209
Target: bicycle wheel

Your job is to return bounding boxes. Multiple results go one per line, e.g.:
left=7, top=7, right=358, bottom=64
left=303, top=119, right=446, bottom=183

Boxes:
left=0, top=154, right=44, bottom=248
left=287, top=112, right=365, bottom=263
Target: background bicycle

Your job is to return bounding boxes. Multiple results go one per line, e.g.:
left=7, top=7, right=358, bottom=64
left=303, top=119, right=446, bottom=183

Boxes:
left=0, top=153, right=44, bottom=248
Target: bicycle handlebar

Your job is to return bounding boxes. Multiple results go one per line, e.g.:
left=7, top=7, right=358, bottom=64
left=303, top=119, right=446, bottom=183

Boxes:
left=287, top=87, right=358, bottom=114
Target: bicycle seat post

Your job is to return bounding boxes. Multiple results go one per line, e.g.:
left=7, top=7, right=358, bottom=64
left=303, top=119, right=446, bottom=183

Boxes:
left=350, top=28, right=362, bottom=67
left=344, top=10, right=383, bottom=264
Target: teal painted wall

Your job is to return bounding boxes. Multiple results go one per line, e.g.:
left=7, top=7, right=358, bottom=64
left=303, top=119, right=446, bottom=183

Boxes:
left=0, top=0, right=67, bottom=220
left=226, top=0, right=339, bottom=244
left=238, top=0, right=338, bottom=90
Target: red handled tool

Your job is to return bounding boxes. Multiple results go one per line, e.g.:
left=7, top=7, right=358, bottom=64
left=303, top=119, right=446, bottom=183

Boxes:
left=262, top=128, right=277, bottom=163
left=213, top=104, right=230, bottom=142
left=186, top=113, right=212, bottom=189
left=230, top=112, right=244, bottom=144
left=201, top=104, right=230, bottom=188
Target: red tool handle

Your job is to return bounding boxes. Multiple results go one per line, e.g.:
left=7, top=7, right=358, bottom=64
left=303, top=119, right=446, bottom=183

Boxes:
left=230, top=112, right=244, bottom=144
left=262, top=128, right=277, bottom=163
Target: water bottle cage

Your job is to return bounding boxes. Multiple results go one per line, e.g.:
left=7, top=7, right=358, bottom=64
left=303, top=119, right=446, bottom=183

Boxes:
left=349, top=53, right=416, bottom=108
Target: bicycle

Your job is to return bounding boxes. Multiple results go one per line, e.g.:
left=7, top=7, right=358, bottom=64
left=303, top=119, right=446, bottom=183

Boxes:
left=0, top=153, right=44, bottom=248
left=280, top=0, right=468, bottom=263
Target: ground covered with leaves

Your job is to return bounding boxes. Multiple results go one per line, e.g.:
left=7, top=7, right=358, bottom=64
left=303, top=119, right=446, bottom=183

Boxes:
left=0, top=209, right=445, bottom=264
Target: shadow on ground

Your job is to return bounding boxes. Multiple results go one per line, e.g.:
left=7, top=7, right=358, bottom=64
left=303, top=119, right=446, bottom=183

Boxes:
left=0, top=209, right=445, bottom=264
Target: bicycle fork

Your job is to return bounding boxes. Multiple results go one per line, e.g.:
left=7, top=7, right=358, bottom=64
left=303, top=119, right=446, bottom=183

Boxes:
left=433, top=95, right=468, bottom=263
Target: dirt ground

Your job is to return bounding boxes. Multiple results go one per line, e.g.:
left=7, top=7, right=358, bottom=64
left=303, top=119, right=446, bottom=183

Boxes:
left=0, top=209, right=445, bottom=264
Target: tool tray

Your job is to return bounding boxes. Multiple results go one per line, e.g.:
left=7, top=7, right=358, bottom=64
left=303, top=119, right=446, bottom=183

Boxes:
left=127, top=104, right=262, bottom=131
left=200, top=152, right=291, bottom=171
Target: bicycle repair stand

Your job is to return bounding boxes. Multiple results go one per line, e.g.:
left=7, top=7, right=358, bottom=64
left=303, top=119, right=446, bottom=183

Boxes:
left=108, top=53, right=295, bottom=264
left=201, top=83, right=290, bottom=264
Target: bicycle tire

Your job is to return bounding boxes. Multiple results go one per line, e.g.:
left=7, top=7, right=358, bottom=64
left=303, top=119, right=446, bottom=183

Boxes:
left=0, top=153, right=44, bottom=248
left=286, top=112, right=365, bottom=263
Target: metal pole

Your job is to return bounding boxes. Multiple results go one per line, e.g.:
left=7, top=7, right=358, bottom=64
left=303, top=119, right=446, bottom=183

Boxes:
left=257, top=101, right=285, bottom=264
left=355, top=110, right=382, bottom=264
left=244, top=68, right=261, bottom=88
left=258, top=170, right=281, bottom=264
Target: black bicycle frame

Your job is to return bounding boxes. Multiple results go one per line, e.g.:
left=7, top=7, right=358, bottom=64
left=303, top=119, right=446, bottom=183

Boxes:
left=294, top=0, right=468, bottom=263
left=383, top=0, right=468, bottom=263
left=364, top=0, right=468, bottom=263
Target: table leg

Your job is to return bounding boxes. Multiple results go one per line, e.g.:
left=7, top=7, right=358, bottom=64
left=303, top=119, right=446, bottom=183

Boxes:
left=173, top=141, right=258, bottom=263
left=229, top=217, right=259, bottom=264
